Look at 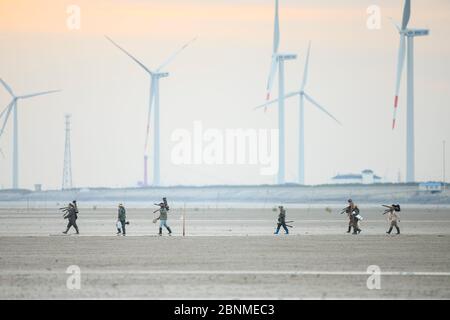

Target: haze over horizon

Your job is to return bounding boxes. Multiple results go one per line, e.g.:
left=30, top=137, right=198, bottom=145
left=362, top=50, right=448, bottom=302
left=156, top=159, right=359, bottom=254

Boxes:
left=0, top=0, right=449, bottom=189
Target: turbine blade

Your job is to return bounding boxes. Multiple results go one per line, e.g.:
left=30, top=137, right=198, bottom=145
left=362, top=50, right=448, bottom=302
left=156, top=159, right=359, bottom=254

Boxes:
left=0, top=102, right=14, bottom=139
left=0, top=78, right=14, bottom=97
left=19, top=90, right=60, bottom=99
left=0, top=101, right=13, bottom=120
left=303, top=92, right=342, bottom=126
left=265, top=55, right=278, bottom=101
left=265, top=0, right=280, bottom=101
left=156, top=37, right=197, bottom=72
left=387, top=17, right=401, bottom=32
left=392, top=35, right=406, bottom=129
left=273, top=0, right=280, bottom=54
left=144, top=79, right=156, bottom=153
left=255, top=91, right=300, bottom=110
left=401, top=0, right=411, bottom=30
left=301, top=41, right=312, bottom=91
left=105, top=35, right=153, bottom=74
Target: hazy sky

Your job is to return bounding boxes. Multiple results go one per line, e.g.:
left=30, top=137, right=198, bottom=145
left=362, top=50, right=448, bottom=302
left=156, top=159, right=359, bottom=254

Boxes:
left=0, top=0, right=449, bottom=189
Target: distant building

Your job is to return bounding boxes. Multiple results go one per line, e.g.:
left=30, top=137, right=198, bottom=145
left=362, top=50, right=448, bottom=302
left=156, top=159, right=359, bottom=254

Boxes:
left=419, top=182, right=443, bottom=193
left=332, top=170, right=382, bottom=185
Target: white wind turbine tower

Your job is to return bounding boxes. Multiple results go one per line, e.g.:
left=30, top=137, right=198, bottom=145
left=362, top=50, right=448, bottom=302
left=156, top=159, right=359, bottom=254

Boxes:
left=391, top=0, right=429, bottom=183
left=0, top=78, right=60, bottom=189
left=259, top=0, right=297, bottom=185
left=106, top=36, right=196, bottom=187
left=256, top=42, right=341, bottom=185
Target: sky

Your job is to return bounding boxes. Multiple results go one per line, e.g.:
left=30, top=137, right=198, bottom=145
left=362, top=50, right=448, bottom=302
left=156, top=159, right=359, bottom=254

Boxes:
left=0, top=0, right=449, bottom=189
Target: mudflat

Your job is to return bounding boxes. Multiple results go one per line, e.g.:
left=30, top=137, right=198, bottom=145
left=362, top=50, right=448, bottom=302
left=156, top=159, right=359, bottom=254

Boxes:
left=0, top=207, right=449, bottom=299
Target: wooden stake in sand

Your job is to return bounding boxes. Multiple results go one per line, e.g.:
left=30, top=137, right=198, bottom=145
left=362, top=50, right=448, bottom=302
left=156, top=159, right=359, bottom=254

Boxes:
left=183, top=203, right=186, bottom=237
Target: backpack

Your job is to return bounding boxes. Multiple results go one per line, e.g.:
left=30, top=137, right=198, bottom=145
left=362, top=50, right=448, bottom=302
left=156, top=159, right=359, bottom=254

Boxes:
left=163, top=197, right=170, bottom=211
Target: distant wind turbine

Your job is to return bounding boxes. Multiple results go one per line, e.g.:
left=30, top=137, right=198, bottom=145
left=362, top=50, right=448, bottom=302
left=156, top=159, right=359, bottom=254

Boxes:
left=256, top=42, right=341, bottom=185
left=391, top=0, right=429, bottom=183
left=106, top=36, right=196, bottom=186
left=259, top=0, right=297, bottom=185
left=0, top=78, right=60, bottom=189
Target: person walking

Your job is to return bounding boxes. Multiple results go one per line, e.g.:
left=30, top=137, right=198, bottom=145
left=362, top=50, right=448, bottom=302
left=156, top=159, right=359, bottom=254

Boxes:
left=384, top=204, right=401, bottom=235
left=62, top=203, right=79, bottom=234
left=153, top=201, right=172, bottom=236
left=342, top=199, right=361, bottom=234
left=117, top=203, right=127, bottom=236
left=274, top=206, right=289, bottom=235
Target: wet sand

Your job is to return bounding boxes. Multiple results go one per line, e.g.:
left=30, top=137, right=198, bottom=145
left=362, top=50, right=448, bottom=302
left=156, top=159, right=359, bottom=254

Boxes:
left=0, top=207, right=449, bottom=299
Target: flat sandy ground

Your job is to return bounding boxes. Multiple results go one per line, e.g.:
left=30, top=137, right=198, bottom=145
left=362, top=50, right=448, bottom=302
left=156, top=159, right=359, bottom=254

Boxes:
left=0, top=206, right=449, bottom=299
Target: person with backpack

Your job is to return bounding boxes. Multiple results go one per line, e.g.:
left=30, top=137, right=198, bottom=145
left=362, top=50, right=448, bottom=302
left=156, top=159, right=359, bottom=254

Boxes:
left=274, top=206, right=289, bottom=235
left=116, top=203, right=128, bottom=236
left=383, top=204, right=401, bottom=235
left=61, top=202, right=79, bottom=235
left=153, top=198, right=172, bottom=236
left=342, top=199, right=362, bottom=234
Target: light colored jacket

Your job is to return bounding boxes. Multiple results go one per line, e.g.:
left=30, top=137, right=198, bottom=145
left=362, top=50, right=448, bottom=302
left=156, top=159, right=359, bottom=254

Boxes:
left=388, top=211, right=399, bottom=223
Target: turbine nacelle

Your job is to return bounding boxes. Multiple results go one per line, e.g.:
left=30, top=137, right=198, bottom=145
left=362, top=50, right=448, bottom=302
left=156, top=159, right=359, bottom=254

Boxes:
left=275, top=53, right=297, bottom=62
left=154, top=72, right=170, bottom=79
left=404, top=28, right=430, bottom=37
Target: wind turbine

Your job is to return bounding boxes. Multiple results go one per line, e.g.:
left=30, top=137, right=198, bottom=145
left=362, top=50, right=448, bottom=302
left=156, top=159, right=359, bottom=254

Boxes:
left=391, top=0, right=429, bottom=183
left=256, top=42, right=341, bottom=185
left=0, top=78, right=60, bottom=189
left=260, top=0, right=297, bottom=185
left=106, top=36, right=196, bottom=187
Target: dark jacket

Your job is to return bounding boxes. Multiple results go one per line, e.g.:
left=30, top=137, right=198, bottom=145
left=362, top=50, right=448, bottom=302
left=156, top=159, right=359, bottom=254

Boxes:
left=118, top=206, right=126, bottom=221
left=64, top=206, right=77, bottom=221
left=345, top=205, right=360, bottom=217
left=278, top=209, right=286, bottom=223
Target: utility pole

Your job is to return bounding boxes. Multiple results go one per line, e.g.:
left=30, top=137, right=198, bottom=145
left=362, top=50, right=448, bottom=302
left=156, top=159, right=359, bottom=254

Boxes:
left=62, top=114, right=73, bottom=190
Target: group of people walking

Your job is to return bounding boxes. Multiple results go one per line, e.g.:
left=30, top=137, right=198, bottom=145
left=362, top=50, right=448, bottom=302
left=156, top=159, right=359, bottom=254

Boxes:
left=273, top=199, right=401, bottom=235
left=59, top=198, right=172, bottom=236
left=59, top=197, right=401, bottom=236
